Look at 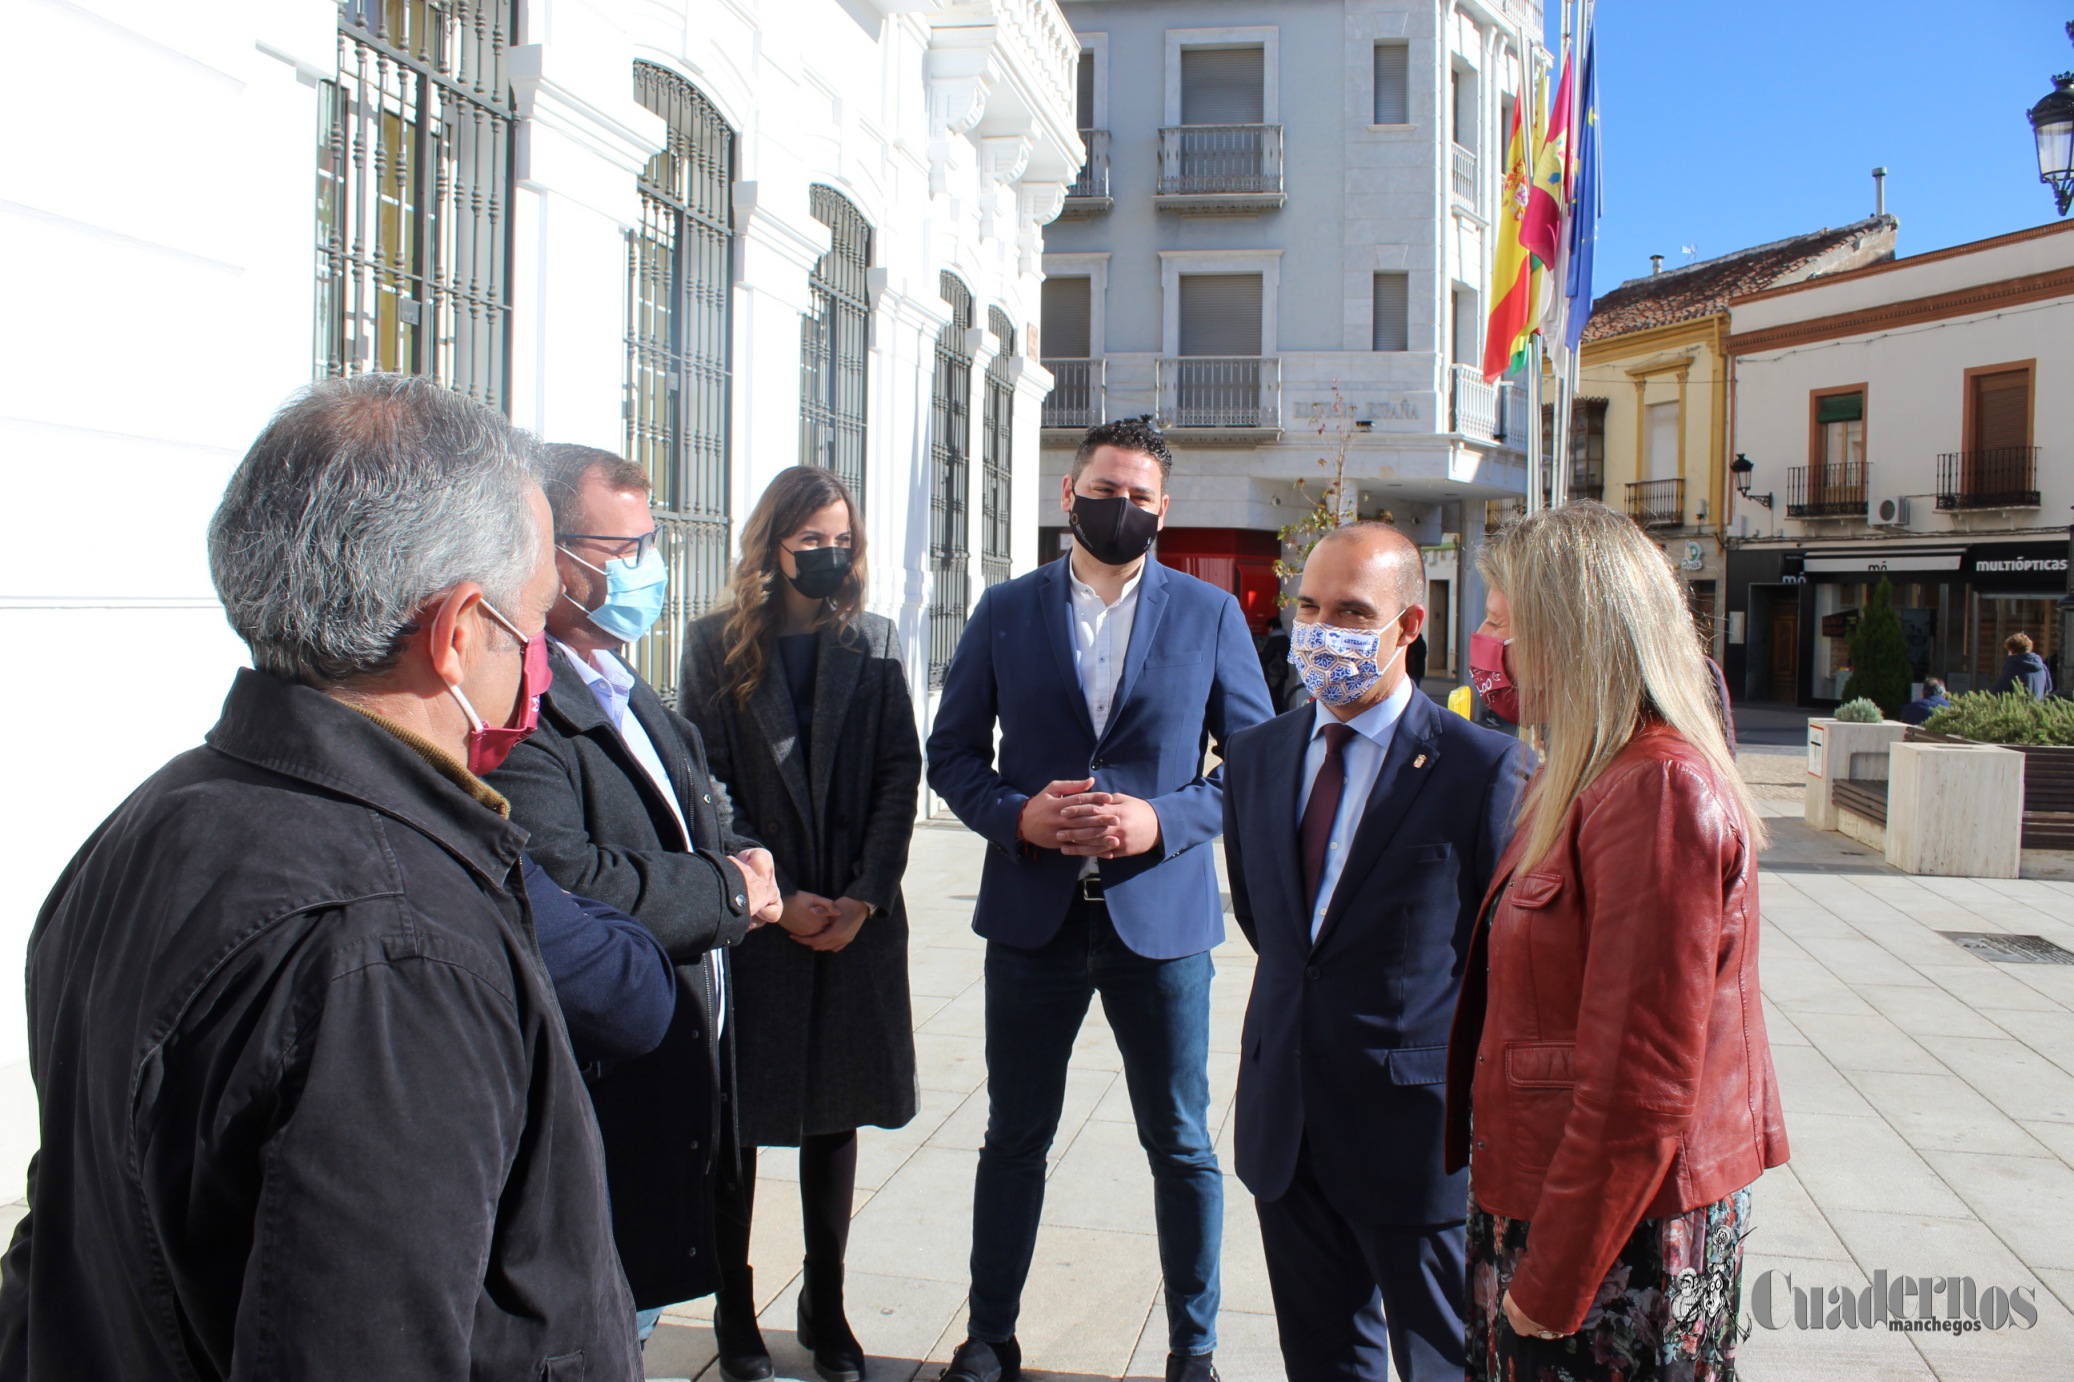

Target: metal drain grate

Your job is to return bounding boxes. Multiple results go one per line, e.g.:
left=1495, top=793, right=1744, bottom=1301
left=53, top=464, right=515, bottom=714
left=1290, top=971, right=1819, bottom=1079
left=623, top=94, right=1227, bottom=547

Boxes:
left=1941, top=932, right=2074, bottom=965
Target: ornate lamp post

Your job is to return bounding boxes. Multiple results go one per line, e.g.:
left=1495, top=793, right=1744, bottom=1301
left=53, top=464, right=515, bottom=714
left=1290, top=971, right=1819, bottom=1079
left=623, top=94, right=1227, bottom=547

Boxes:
left=1729, top=453, right=1773, bottom=511
left=2029, top=23, right=2074, bottom=215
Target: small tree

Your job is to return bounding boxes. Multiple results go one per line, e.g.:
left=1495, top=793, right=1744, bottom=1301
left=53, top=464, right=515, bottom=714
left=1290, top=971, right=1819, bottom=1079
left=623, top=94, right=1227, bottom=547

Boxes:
left=1841, top=576, right=1911, bottom=718
left=1274, top=385, right=1360, bottom=603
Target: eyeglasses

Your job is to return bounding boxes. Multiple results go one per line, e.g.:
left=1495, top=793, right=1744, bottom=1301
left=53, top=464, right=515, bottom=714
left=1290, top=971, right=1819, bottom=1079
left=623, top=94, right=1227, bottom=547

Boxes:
left=556, top=529, right=662, bottom=564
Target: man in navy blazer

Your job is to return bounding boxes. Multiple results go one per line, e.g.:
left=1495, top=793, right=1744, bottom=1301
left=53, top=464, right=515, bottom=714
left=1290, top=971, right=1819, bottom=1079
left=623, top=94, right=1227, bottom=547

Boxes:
left=928, top=419, right=1273, bottom=1382
left=1223, top=524, right=1531, bottom=1381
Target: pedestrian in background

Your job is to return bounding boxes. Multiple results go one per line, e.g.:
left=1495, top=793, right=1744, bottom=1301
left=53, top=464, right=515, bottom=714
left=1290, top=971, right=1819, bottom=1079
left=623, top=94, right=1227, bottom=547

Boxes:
left=1447, top=501, right=1789, bottom=1381
left=679, top=466, right=922, bottom=1382
left=1989, top=632, right=2055, bottom=698
left=0, top=376, right=639, bottom=1380
left=1900, top=675, right=1953, bottom=726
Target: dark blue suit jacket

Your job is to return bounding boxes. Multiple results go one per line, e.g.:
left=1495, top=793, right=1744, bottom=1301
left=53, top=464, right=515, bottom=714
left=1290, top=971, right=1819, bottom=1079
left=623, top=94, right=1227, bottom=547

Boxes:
left=521, top=855, right=676, bottom=1068
left=928, top=555, right=1274, bottom=958
left=1223, top=690, right=1531, bottom=1224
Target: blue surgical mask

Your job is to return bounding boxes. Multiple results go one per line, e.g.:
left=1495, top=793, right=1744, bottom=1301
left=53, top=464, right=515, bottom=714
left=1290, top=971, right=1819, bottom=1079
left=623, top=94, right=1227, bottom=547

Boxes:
left=562, top=543, right=669, bottom=644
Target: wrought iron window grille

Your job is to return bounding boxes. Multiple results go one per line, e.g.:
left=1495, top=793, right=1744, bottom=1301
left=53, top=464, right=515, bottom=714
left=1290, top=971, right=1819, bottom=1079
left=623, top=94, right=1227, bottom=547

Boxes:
left=800, top=186, right=873, bottom=506
left=928, top=273, right=976, bottom=688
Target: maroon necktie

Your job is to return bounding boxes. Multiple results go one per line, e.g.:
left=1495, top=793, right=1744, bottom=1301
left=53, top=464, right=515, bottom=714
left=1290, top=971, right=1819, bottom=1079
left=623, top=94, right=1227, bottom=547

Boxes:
left=1301, top=723, right=1357, bottom=913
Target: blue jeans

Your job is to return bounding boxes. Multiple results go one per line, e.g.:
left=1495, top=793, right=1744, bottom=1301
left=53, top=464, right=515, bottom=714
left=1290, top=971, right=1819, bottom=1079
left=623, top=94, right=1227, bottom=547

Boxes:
left=969, top=898, right=1221, bottom=1354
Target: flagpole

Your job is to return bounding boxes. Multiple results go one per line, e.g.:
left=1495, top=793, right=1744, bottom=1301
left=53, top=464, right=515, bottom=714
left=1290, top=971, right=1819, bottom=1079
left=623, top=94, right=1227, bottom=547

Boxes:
left=1522, top=30, right=1545, bottom=517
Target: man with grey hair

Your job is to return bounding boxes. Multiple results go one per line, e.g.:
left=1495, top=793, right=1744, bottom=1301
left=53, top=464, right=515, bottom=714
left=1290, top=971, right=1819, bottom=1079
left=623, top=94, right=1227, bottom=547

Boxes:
left=0, top=375, right=641, bottom=1380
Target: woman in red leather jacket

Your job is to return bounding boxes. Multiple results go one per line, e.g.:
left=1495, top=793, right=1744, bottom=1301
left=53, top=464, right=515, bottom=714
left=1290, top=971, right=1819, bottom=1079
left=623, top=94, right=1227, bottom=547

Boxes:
left=1445, top=502, right=1789, bottom=1380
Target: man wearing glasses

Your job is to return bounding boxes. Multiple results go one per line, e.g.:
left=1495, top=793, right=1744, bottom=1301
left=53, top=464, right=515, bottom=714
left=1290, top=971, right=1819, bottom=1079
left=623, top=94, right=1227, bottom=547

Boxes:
left=490, top=443, right=784, bottom=1346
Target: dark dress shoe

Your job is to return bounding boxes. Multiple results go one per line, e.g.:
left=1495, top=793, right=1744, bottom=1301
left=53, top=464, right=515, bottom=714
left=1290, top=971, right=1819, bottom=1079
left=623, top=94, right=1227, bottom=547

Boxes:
left=712, top=1292, right=774, bottom=1382
left=797, top=1283, right=867, bottom=1382
left=1165, top=1352, right=1219, bottom=1382
left=937, top=1335, right=1021, bottom=1382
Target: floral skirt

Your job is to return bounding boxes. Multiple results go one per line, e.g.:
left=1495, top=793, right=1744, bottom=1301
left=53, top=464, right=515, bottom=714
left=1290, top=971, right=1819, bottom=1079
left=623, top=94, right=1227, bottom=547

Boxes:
left=1465, top=1184, right=1752, bottom=1382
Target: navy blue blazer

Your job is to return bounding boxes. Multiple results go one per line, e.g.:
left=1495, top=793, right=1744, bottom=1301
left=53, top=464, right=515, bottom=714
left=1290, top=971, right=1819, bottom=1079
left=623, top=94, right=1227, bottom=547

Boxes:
left=928, top=555, right=1274, bottom=959
left=1223, top=689, right=1531, bottom=1224
left=521, top=855, right=676, bottom=1068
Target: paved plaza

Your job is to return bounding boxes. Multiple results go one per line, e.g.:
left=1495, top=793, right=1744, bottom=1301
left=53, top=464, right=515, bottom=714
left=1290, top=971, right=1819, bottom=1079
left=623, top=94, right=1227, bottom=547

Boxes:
left=4, top=733, right=2071, bottom=1380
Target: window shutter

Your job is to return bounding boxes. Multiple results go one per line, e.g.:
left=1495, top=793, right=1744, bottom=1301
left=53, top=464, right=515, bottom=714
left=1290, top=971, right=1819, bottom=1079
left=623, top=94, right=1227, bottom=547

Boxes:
left=1972, top=370, right=2029, bottom=451
left=1076, top=51, right=1096, bottom=129
left=1041, top=276, right=1092, bottom=358
left=1181, top=47, right=1265, bottom=125
left=1178, top=274, right=1263, bottom=356
left=1373, top=44, right=1409, bottom=125
left=1814, top=392, right=1863, bottom=424
left=1647, top=401, right=1679, bottom=480
left=1371, top=272, right=1409, bottom=351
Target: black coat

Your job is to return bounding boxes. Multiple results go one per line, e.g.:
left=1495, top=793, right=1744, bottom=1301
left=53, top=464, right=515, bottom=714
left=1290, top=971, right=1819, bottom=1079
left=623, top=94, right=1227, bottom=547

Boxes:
left=1222, top=689, right=1533, bottom=1224
left=489, top=645, right=759, bottom=1309
left=678, top=610, right=921, bottom=1145
left=0, top=670, right=637, bottom=1381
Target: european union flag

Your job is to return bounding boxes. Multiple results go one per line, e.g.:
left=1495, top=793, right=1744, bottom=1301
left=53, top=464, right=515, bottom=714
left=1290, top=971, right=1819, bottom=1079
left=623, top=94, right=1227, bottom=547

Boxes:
left=1564, top=29, right=1599, bottom=352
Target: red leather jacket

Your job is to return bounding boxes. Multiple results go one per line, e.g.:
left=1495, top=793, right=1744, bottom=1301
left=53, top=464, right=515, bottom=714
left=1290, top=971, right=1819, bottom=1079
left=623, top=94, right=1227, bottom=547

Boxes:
left=1443, top=722, right=1789, bottom=1334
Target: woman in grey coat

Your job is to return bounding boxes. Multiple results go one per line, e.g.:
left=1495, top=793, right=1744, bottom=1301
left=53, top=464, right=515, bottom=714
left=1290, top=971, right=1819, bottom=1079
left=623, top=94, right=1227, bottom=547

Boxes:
left=678, top=465, right=920, bottom=1382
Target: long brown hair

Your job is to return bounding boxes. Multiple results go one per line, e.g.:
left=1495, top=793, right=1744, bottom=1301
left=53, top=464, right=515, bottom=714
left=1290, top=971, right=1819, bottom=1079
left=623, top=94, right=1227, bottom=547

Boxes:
left=719, top=466, right=867, bottom=703
left=1477, top=501, right=1765, bottom=870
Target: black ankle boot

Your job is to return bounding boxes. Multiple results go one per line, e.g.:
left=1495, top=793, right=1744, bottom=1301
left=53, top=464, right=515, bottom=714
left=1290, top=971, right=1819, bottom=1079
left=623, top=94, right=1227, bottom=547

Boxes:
left=796, top=1259, right=867, bottom=1382
left=712, top=1270, right=773, bottom=1382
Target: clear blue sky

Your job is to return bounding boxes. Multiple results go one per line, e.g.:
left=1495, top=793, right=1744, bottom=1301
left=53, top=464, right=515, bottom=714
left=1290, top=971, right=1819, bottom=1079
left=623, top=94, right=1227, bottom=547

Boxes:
left=1546, top=1, right=2073, bottom=295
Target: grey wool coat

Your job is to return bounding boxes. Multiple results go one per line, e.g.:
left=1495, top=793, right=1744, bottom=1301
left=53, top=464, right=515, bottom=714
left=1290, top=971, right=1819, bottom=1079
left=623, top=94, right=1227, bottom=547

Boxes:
left=679, top=608, right=921, bottom=1146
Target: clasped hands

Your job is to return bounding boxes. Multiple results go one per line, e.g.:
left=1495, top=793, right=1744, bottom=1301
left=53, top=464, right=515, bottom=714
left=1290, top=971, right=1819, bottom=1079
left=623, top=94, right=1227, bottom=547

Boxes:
left=773, top=890, right=872, bottom=951
left=728, top=847, right=785, bottom=928
left=1019, top=777, right=1161, bottom=858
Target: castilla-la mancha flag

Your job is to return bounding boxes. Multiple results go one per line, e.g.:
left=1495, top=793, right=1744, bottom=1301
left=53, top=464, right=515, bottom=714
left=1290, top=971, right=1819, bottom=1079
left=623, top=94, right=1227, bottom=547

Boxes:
left=1481, top=80, right=1543, bottom=382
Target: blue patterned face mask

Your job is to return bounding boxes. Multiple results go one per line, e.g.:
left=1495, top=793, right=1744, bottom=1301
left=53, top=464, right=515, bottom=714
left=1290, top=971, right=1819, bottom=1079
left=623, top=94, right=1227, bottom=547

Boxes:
left=1289, top=618, right=1406, bottom=707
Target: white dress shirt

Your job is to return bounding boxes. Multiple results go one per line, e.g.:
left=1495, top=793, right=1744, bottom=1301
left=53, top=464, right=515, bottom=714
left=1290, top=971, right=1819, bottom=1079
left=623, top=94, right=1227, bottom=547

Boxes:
left=555, top=639, right=723, bottom=1031
left=1297, top=673, right=1416, bottom=940
left=1066, top=557, right=1144, bottom=876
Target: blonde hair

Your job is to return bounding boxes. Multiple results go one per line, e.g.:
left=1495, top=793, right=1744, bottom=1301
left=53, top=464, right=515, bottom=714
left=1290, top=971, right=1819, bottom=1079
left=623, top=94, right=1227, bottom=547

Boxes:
left=1477, top=501, right=1766, bottom=870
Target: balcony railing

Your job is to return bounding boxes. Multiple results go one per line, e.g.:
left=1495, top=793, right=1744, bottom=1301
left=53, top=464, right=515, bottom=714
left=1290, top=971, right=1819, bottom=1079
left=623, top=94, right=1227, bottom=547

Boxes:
left=1450, top=141, right=1478, bottom=207
left=1041, top=357, right=1104, bottom=430
left=1936, top=446, right=2041, bottom=510
left=1064, top=128, right=1111, bottom=212
left=1156, top=355, right=1281, bottom=430
left=1787, top=460, right=1870, bottom=518
left=1449, top=364, right=1528, bottom=444
left=1626, top=477, right=1686, bottom=529
left=1156, top=124, right=1286, bottom=210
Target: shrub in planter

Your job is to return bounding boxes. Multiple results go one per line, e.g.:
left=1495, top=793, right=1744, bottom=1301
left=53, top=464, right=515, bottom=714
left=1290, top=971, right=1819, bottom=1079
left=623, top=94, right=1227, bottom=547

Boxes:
left=1920, top=691, right=2074, bottom=747
left=1841, top=576, right=1912, bottom=718
left=1834, top=698, right=1884, bottom=723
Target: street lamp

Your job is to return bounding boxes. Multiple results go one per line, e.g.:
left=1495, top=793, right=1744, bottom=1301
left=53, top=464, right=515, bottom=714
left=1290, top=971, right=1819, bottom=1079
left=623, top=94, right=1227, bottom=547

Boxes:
left=1730, top=453, right=1773, bottom=511
left=2029, top=23, right=2074, bottom=216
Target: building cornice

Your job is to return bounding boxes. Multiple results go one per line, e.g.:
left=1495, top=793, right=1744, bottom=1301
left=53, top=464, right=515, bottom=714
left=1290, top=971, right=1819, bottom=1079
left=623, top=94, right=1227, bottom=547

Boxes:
left=1724, top=265, right=2074, bottom=357
left=1579, top=313, right=1721, bottom=363
left=1727, top=217, right=2074, bottom=309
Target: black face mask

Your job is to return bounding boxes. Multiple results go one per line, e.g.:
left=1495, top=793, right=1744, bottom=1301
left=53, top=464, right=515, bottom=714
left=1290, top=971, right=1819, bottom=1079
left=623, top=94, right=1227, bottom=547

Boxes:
left=1069, top=493, right=1160, bottom=567
left=785, top=545, right=853, bottom=600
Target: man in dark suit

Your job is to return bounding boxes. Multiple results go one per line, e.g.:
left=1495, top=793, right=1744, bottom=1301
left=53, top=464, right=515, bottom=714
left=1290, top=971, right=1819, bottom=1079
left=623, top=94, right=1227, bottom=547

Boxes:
left=1222, top=523, right=1531, bottom=1381
left=491, top=445, right=784, bottom=1345
left=928, top=419, right=1275, bottom=1382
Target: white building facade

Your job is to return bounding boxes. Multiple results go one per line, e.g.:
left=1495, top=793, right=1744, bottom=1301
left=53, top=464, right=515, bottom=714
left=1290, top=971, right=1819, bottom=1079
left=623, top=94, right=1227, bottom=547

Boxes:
left=1040, top=0, right=1546, bottom=672
left=0, top=0, right=1080, bottom=1193
left=1723, top=220, right=2074, bottom=707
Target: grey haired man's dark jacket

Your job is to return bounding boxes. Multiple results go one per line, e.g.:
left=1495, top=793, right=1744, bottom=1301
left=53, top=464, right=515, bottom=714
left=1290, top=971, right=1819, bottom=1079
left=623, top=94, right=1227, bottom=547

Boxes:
left=0, top=669, right=638, bottom=1381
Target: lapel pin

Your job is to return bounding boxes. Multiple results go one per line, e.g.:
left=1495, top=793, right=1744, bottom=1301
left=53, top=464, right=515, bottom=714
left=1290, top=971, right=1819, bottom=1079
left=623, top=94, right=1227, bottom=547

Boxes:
left=1413, top=753, right=1428, bottom=769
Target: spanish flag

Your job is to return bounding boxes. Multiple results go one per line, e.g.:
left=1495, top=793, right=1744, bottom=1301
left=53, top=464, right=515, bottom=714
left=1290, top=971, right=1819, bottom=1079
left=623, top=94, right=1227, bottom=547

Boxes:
left=1480, top=78, right=1543, bottom=383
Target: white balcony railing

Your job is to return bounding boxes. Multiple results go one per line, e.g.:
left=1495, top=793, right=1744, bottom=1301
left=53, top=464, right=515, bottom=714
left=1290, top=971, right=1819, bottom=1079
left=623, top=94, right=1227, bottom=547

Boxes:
left=1451, top=363, right=1530, bottom=445
left=1157, top=356, right=1281, bottom=430
left=1451, top=142, right=1478, bottom=208
left=1041, top=358, right=1104, bottom=429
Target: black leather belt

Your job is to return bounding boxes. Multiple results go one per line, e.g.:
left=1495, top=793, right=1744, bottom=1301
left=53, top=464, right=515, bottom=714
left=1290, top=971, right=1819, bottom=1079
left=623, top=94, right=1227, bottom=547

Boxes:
left=1077, top=875, right=1106, bottom=904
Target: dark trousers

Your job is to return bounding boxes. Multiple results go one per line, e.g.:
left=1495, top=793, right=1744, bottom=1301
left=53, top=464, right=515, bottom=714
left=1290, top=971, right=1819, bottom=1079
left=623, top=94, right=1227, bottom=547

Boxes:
left=716, top=1131, right=860, bottom=1295
left=1255, top=1141, right=1467, bottom=1382
left=969, top=896, right=1221, bottom=1354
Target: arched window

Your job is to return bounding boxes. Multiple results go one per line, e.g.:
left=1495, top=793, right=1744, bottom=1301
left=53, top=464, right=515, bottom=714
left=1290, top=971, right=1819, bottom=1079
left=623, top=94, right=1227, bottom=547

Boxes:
left=800, top=187, right=873, bottom=503
left=626, top=60, right=735, bottom=702
left=928, top=273, right=975, bottom=687
left=319, top=0, right=516, bottom=409
left=981, top=307, right=1017, bottom=588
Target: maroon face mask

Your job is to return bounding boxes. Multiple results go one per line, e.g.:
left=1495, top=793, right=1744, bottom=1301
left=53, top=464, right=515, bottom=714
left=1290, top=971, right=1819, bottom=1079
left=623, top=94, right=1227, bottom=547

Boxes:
left=449, top=601, right=551, bottom=777
left=1468, top=632, right=1522, bottom=725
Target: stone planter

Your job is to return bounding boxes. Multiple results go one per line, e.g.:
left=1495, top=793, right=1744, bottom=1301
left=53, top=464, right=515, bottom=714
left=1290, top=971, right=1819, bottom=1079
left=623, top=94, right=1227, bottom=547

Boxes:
left=1805, top=718, right=1907, bottom=833
left=1884, top=741, right=2026, bottom=878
